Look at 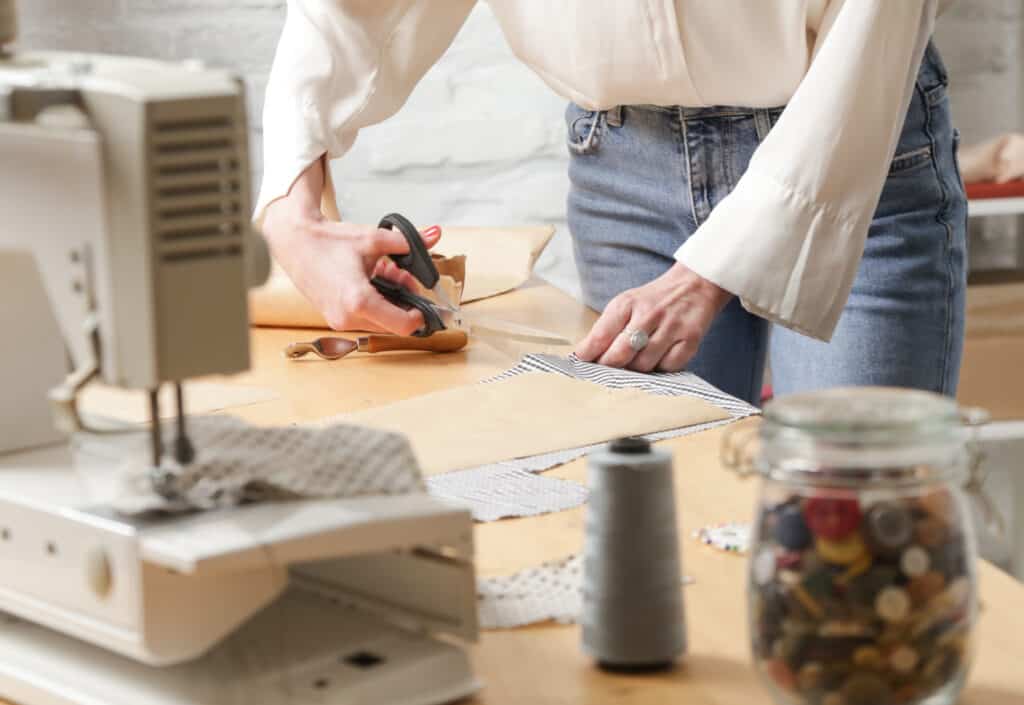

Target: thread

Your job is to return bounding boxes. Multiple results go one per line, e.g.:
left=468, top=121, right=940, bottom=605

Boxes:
left=581, top=437, right=686, bottom=670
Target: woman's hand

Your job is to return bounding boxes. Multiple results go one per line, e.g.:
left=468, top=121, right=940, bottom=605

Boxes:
left=261, top=159, right=441, bottom=335
left=576, top=264, right=732, bottom=373
left=960, top=133, right=1024, bottom=185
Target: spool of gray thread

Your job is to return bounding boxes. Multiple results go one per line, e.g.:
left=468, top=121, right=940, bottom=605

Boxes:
left=582, top=436, right=686, bottom=671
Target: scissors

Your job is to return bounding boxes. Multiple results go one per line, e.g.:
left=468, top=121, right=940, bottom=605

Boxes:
left=370, top=212, right=571, bottom=346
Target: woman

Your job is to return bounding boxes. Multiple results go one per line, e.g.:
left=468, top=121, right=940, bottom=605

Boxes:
left=256, top=1, right=964, bottom=405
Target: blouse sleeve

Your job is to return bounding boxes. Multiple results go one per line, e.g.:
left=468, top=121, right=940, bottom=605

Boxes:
left=253, top=0, right=475, bottom=225
left=673, top=0, right=939, bottom=341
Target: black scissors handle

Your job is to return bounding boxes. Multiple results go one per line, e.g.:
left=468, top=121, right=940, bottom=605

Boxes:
left=379, top=212, right=439, bottom=289
left=370, top=276, right=446, bottom=338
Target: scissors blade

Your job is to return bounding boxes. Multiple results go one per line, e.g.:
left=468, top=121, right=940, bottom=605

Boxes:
left=429, top=283, right=459, bottom=314
left=454, top=311, right=572, bottom=346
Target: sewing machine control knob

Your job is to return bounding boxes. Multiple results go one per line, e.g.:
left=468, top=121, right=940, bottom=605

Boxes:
left=86, top=547, right=113, bottom=599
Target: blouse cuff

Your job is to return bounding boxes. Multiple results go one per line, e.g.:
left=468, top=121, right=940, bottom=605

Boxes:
left=674, top=169, right=872, bottom=342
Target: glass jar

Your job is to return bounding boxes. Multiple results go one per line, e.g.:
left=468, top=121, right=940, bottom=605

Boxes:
left=725, top=387, right=990, bottom=705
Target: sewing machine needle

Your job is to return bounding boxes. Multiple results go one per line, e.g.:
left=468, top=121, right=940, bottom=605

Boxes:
left=148, top=387, right=163, bottom=468
left=173, top=382, right=196, bottom=465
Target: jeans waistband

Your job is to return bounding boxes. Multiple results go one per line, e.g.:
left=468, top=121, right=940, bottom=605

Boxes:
left=628, top=104, right=786, bottom=120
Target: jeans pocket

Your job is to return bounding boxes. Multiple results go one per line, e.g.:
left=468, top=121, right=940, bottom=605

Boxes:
left=889, top=144, right=934, bottom=176
left=566, top=104, right=605, bottom=155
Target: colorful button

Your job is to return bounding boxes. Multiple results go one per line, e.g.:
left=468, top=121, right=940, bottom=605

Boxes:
left=816, top=533, right=868, bottom=566
left=900, top=545, right=931, bottom=577
left=864, top=502, right=913, bottom=556
left=875, top=586, right=911, bottom=623
left=775, top=504, right=813, bottom=550
left=889, top=644, right=920, bottom=674
left=804, top=495, right=862, bottom=540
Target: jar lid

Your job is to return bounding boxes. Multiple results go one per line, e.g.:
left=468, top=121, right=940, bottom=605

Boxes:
left=763, top=387, right=960, bottom=441
left=755, top=387, right=971, bottom=486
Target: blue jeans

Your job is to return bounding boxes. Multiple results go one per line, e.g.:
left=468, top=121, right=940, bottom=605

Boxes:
left=566, top=42, right=967, bottom=406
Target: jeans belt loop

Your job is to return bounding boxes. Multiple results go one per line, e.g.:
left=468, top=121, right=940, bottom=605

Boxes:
left=606, top=105, right=623, bottom=128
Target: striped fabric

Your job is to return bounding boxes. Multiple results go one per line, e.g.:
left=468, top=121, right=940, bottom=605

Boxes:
left=484, top=353, right=759, bottom=418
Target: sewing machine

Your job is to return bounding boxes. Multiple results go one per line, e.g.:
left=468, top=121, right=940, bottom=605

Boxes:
left=0, top=6, right=480, bottom=704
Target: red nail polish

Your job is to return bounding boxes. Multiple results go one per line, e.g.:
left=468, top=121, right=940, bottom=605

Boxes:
left=421, top=225, right=441, bottom=239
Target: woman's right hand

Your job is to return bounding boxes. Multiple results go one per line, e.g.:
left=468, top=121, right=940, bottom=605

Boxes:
left=260, top=158, right=441, bottom=335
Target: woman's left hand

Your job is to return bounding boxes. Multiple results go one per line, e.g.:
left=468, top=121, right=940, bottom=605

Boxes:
left=575, top=264, right=733, bottom=373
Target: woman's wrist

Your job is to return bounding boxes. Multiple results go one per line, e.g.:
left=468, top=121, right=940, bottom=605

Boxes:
left=665, top=262, right=733, bottom=312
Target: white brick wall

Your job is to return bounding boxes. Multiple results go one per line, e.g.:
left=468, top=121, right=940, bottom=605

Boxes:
left=936, top=1, right=1024, bottom=272
left=13, top=1, right=1024, bottom=294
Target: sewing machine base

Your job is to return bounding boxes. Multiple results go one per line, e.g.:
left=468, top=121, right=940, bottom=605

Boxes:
left=0, top=586, right=480, bottom=705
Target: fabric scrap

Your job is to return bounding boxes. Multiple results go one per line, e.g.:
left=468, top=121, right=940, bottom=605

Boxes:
left=74, top=415, right=424, bottom=515
left=427, top=464, right=588, bottom=522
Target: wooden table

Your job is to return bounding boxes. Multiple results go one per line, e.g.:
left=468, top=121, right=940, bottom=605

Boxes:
left=16, top=281, right=1024, bottom=705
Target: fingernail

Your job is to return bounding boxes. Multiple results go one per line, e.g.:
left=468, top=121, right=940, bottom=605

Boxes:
left=421, top=225, right=441, bottom=239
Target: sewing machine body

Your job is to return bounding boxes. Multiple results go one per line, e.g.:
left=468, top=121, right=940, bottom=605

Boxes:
left=0, top=40, right=480, bottom=705
left=0, top=442, right=479, bottom=705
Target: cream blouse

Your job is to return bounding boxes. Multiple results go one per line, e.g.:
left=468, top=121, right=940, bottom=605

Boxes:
left=256, top=0, right=950, bottom=341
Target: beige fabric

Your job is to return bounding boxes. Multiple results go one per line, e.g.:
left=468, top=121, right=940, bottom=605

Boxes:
left=79, top=381, right=278, bottom=424
left=256, top=0, right=950, bottom=341
left=332, top=372, right=729, bottom=476
left=249, top=225, right=553, bottom=328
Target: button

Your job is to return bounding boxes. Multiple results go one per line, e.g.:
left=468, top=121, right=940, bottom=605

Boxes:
left=852, top=646, right=885, bottom=670
left=894, top=684, right=920, bottom=704
left=875, top=586, right=911, bottom=622
left=847, top=565, right=900, bottom=606
left=797, top=662, right=824, bottom=691
left=815, top=533, right=868, bottom=565
left=753, top=547, right=776, bottom=585
left=804, top=495, right=862, bottom=540
left=801, top=567, right=835, bottom=600
left=818, top=620, right=876, bottom=639
left=918, top=488, right=956, bottom=523
left=915, top=516, right=947, bottom=548
left=775, top=504, right=813, bottom=550
left=908, top=571, right=946, bottom=605
left=790, top=584, right=825, bottom=620
left=946, top=576, right=971, bottom=608
left=777, top=551, right=803, bottom=570
left=766, top=659, right=797, bottom=691
left=864, top=502, right=913, bottom=556
left=841, top=673, right=893, bottom=705
left=931, top=539, right=967, bottom=578
left=821, top=693, right=845, bottom=705
left=834, top=552, right=872, bottom=587
left=888, top=644, right=920, bottom=674
left=900, top=545, right=931, bottom=577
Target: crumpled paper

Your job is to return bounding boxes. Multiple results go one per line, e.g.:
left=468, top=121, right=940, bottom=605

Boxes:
left=248, top=225, right=554, bottom=329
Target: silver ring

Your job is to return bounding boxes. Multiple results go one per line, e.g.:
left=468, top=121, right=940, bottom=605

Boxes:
left=626, top=328, right=649, bottom=352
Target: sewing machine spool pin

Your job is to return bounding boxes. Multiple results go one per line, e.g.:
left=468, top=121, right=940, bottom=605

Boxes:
left=148, top=387, right=162, bottom=468
left=173, top=382, right=195, bottom=465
